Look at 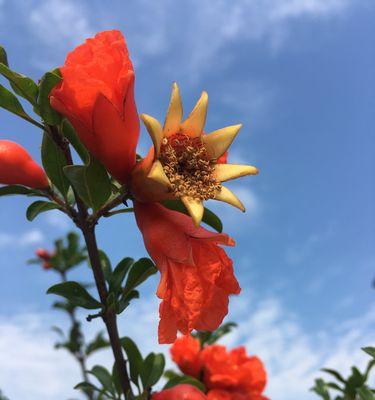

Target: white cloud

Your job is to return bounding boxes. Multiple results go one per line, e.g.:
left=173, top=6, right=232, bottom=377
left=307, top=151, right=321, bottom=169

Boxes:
left=0, top=229, right=44, bottom=248
left=1, top=293, right=373, bottom=400
left=29, top=0, right=94, bottom=48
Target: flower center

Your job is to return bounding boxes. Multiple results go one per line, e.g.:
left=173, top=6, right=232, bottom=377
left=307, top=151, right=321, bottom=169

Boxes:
left=160, top=132, right=221, bottom=200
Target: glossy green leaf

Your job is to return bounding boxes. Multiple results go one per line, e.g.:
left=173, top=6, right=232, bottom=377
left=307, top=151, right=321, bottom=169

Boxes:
left=117, top=290, right=139, bottom=314
left=64, top=156, right=111, bottom=212
left=0, top=83, right=31, bottom=120
left=140, top=353, right=165, bottom=388
left=98, top=250, right=112, bottom=282
left=41, top=132, right=70, bottom=197
left=88, top=365, right=115, bottom=395
left=0, top=185, right=45, bottom=197
left=109, top=257, right=134, bottom=295
left=74, top=381, right=101, bottom=394
left=85, top=332, right=109, bottom=356
left=26, top=200, right=60, bottom=221
left=322, top=369, right=346, bottom=384
left=0, top=63, right=38, bottom=105
left=123, top=258, right=157, bottom=295
left=162, top=199, right=223, bottom=232
left=47, top=281, right=102, bottom=309
left=121, top=336, right=143, bottom=385
left=164, top=375, right=206, bottom=392
left=38, top=72, right=61, bottom=125
left=61, top=119, right=88, bottom=162
left=357, top=387, right=375, bottom=400
left=0, top=46, right=8, bottom=66
left=363, top=347, right=375, bottom=359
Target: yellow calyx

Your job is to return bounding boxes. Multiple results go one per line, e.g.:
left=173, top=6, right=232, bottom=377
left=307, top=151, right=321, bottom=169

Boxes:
left=139, top=82, right=259, bottom=227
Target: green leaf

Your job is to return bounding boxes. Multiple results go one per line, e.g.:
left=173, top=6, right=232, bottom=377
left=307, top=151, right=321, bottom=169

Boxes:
left=121, top=337, right=143, bottom=386
left=205, top=322, right=238, bottom=345
left=0, top=185, right=45, bottom=197
left=74, top=381, right=101, bottom=393
left=26, top=200, right=60, bottom=221
left=109, top=257, right=134, bottom=295
left=41, top=132, right=70, bottom=197
left=0, top=83, right=31, bottom=120
left=0, top=63, right=38, bottom=105
left=47, top=281, right=102, bottom=309
left=98, top=250, right=112, bottom=282
left=38, top=72, right=61, bottom=125
left=164, top=375, right=206, bottom=392
left=363, top=347, right=375, bottom=359
left=117, top=290, right=139, bottom=314
left=322, top=369, right=347, bottom=384
left=85, top=332, right=109, bottom=356
left=88, top=366, right=115, bottom=395
left=124, top=258, right=157, bottom=295
left=0, top=46, right=8, bottom=66
left=162, top=199, right=223, bottom=232
left=310, top=378, right=331, bottom=400
left=357, top=387, right=375, bottom=400
left=61, top=119, right=88, bottom=162
left=140, top=353, right=165, bottom=388
left=64, top=156, right=111, bottom=212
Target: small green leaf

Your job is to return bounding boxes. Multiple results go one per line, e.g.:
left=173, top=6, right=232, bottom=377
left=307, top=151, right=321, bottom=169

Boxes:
left=363, top=347, right=375, bottom=359
left=64, top=156, right=111, bottom=212
left=38, top=72, right=61, bottom=125
left=164, top=375, right=206, bottom=392
left=162, top=199, right=223, bottom=232
left=0, top=63, right=38, bottom=105
left=357, top=387, right=375, bottom=400
left=0, top=46, right=8, bottom=66
left=117, top=290, right=139, bottom=314
left=0, top=185, right=45, bottom=197
left=123, top=258, right=157, bottom=295
left=88, top=366, right=115, bottom=395
left=47, top=281, right=102, bottom=309
left=140, top=353, right=165, bottom=388
left=61, top=119, right=88, bottom=162
left=322, top=369, right=347, bottom=384
left=85, top=332, right=109, bottom=356
left=26, top=200, right=60, bottom=221
left=109, top=257, right=134, bottom=295
left=121, top=337, right=143, bottom=385
left=98, top=250, right=112, bottom=282
left=74, top=381, right=101, bottom=393
left=0, top=83, right=31, bottom=120
left=41, top=132, right=70, bottom=197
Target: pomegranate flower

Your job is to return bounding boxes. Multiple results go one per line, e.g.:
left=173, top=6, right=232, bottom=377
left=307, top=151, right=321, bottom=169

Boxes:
left=50, top=30, right=139, bottom=183
left=201, top=345, right=268, bottom=400
left=134, top=201, right=240, bottom=344
left=131, top=83, right=258, bottom=226
left=153, top=384, right=208, bottom=400
left=170, top=335, right=202, bottom=378
left=0, top=140, right=48, bottom=188
left=35, top=248, right=53, bottom=270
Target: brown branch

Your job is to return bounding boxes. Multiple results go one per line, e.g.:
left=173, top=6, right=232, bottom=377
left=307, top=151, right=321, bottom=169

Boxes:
left=48, top=123, right=132, bottom=399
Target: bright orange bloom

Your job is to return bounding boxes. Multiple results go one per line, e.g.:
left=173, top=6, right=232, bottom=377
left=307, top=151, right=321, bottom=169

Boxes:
left=35, top=248, right=53, bottom=270
left=152, top=384, right=208, bottom=400
left=134, top=201, right=241, bottom=344
left=170, top=335, right=202, bottom=378
left=50, top=30, right=139, bottom=183
left=0, top=140, right=48, bottom=188
left=201, top=346, right=268, bottom=400
left=131, top=83, right=258, bottom=226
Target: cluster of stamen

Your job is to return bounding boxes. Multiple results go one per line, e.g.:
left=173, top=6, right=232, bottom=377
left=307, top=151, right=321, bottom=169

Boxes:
left=160, top=132, right=221, bottom=200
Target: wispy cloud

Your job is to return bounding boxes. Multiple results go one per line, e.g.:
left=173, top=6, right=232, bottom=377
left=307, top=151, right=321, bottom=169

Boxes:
left=0, top=229, right=44, bottom=248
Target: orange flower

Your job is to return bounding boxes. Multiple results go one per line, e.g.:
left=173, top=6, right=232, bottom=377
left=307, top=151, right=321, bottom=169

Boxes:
left=0, top=140, right=48, bottom=188
left=170, top=335, right=202, bottom=378
left=152, top=384, right=208, bottom=400
left=35, top=248, right=53, bottom=270
left=201, top=345, right=267, bottom=400
left=134, top=201, right=241, bottom=344
left=50, top=30, right=139, bottom=183
left=131, top=83, right=258, bottom=226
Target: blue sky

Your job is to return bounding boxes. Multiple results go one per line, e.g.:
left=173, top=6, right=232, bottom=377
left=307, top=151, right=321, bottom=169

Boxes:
left=0, top=0, right=374, bottom=399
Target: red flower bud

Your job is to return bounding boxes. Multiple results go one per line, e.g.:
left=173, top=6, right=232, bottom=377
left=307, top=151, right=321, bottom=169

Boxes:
left=152, top=384, right=208, bottom=400
left=35, top=248, right=50, bottom=260
left=0, top=140, right=48, bottom=188
left=50, top=30, right=139, bottom=183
